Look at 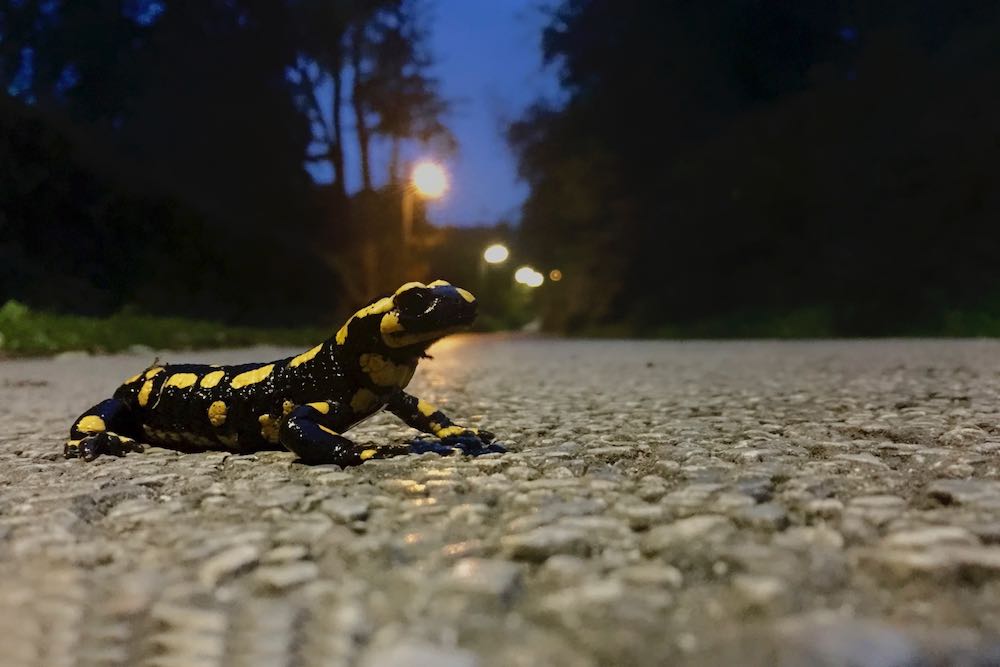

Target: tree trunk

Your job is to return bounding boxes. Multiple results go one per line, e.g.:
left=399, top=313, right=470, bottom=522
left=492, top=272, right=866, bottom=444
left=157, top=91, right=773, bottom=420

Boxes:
left=330, top=51, right=348, bottom=203
left=350, top=25, right=372, bottom=191
left=389, top=135, right=401, bottom=186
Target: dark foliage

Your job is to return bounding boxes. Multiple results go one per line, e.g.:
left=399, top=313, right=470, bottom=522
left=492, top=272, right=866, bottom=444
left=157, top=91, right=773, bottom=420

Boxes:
left=0, top=0, right=450, bottom=326
left=0, top=97, right=338, bottom=324
left=511, top=0, right=1000, bottom=335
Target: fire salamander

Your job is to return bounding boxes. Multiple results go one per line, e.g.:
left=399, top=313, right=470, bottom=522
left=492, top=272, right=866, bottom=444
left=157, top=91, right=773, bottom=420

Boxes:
left=65, top=280, right=505, bottom=465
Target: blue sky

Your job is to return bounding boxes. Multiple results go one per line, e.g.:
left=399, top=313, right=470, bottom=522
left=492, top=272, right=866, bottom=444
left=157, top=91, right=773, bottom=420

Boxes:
left=307, top=0, right=560, bottom=226
left=423, top=0, right=559, bottom=225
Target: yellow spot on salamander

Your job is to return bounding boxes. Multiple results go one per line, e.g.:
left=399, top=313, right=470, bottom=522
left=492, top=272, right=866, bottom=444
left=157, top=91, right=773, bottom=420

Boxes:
left=360, top=353, right=415, bottom=387
left=231, top=364, right=275, bottom=389
left=164, top=373, right=198, bottom=389
left=350, top=388, right=378, bottom=413
left=456, top=287, right=475, bottom=303
left=318, top=424, right=339, bottom=437
left=417, top=399, right=437, bottom=417
left=200, top=370, right=225, bottom=388
left=380, top=311, right=403, bottom=335
left=395, top=281, right=426, bottom=295
left=290, top=344, right=322, bottom=368
left=138, top=380, right=155, bottom=407
left=282, top=400, right=295, bottom=415
left=436, top=425, right=467, bottom=439
left=77, top=415, right=106, bottom=433
left=258, top=414, right=280, bottom=444
left=145, top=367, right=164, bottom=379
left=307, top=402, right=330, bottom=414
left=360, top=449, right=378, bottom=461
left=123, top=372, right=143, bottom=384
left=337, top=297, right=397, bottom=345
left=354, top=297, right=395, bottom=320
left=427, top=279, right=450, bottom=287
left=208, top=401, right=227, bottom=427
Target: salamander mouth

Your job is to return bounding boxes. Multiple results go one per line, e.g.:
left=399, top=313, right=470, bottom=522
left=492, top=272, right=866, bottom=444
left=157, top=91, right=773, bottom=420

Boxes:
left=383, top=323, right=474, bottom=348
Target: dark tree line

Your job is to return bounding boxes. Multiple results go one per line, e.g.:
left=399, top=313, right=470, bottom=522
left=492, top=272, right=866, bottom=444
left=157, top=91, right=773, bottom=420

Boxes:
left=0, top=0, right=449, bottom=323
left=511, top=0, right=1000, bottom=335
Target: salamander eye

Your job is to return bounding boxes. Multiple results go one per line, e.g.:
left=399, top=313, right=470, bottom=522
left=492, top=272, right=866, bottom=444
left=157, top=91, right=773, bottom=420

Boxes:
left=395, top=288, right=433, bottom=313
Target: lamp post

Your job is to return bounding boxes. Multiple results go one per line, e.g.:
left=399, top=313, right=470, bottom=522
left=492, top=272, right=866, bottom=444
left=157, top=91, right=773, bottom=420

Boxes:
left=402, top=160, right=448, bottom=245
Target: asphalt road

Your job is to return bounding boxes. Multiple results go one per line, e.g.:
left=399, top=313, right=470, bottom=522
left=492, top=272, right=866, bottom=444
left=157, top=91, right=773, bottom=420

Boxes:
left=2, top=336, right=1000, bottom=666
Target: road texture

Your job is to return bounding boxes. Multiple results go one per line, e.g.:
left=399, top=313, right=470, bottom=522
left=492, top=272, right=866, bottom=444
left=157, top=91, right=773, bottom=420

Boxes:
left=2, top=336, right=1000, bottom=666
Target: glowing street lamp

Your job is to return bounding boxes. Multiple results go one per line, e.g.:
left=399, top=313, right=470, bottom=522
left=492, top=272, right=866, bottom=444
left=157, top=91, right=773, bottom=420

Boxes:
left=411, top=160, right=449, bottom=199
left=403, top=159, right=449, bottom=244
left=483, top=244, right=510, bottom=264
left=514, top=266, right=544, bottom=288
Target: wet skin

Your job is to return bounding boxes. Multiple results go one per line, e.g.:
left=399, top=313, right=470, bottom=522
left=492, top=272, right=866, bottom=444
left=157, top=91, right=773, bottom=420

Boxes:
left=65, top=280, right=504, bottom=465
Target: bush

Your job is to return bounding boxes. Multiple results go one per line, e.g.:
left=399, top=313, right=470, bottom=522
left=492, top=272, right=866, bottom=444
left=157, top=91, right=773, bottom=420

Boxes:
left=0, top=300, right=325, bottom=356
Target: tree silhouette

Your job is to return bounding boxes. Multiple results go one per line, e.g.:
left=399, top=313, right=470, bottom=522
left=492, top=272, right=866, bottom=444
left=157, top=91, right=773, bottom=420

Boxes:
left=289, top=0, right=351, bottom=202
left=0, top=0, right=453, bottom=322
left=512, top=0, right=1000, bottom=335
left=344, top=0, right=453, bottom=187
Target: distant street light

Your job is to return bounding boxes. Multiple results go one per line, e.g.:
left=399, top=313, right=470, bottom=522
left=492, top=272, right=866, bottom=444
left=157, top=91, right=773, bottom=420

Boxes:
left=483, top=244, right=510, bottom=264
left=514, top=266, right=544, bottom=288
left=402, top=159, right=449, bottom=245
left=548, top=269, right=563, bottom=282
left=411, top=160, right=449, bottom=199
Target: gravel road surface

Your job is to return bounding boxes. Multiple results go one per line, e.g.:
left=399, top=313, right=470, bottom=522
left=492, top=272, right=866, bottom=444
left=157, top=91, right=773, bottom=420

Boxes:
left=2, top=336, right=1000, bottom=666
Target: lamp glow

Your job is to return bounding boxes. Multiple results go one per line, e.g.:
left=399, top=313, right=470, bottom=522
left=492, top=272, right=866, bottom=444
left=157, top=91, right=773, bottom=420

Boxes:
left=483, top=244, right=510, bottom=264
left=411, top=160, right=448, bottom=199
left=514, top=266, right=544, bottom=288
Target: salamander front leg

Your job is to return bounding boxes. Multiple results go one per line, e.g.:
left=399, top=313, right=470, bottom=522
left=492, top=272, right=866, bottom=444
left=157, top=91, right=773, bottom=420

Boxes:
left=386, top=392, right=506, bottom=457
left=66, top=398, right=144, bottom=461
left=279, top=401, right=409, bottom=466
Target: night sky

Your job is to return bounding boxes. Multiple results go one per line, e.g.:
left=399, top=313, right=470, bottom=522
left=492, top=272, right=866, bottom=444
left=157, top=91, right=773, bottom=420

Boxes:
left=423, top=0, right=559, bottom=226
left=308, top=0, right=559, bottom=227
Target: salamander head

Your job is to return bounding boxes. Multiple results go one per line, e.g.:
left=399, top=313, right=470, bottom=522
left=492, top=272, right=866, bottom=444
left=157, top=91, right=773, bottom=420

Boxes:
left=335, top=280, right=477, bottom=357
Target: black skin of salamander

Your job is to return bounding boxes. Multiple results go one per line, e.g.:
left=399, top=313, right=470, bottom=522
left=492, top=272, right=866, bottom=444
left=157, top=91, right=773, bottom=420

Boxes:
left=65, top=281, right=505, bottom=465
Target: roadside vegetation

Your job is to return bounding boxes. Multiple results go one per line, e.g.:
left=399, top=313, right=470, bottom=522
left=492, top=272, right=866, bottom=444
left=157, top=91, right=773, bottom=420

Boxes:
left=0, top=300, right=326, bottom=357
left=509, top=1, right=1000, bottom=336
left=0, top=298, right=523, bottom=357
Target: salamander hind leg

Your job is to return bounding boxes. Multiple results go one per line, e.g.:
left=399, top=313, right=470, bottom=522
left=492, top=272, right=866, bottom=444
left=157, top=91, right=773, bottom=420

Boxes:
left=66, top=398, right=144, bottom=461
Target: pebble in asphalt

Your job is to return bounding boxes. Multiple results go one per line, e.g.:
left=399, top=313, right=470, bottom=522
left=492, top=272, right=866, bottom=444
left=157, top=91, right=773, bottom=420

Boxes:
left=2, top=336, right=1000, bottom=666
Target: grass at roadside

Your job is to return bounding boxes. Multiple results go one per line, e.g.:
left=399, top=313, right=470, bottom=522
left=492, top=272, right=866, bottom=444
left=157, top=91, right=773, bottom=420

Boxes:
left=0, top=300, right=328, bottom=356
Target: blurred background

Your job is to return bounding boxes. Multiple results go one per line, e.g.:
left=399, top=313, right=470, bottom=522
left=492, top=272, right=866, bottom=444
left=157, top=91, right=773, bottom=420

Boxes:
left=2, top=0, right=1000, bottom=353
